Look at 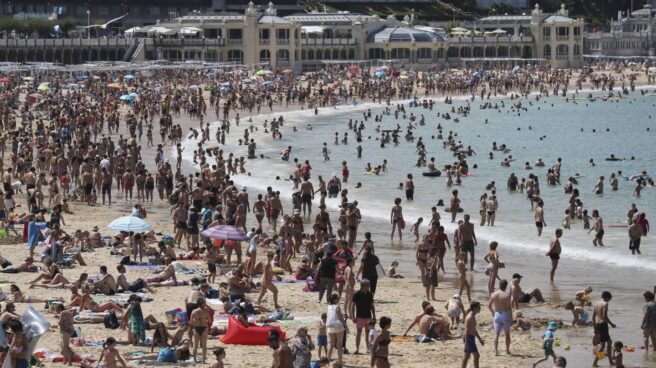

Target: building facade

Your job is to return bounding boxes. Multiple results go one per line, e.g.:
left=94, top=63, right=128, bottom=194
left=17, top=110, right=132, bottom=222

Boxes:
left=584, top=4, right=656, bottom=57
left=136, top=2, right=582, bottom=69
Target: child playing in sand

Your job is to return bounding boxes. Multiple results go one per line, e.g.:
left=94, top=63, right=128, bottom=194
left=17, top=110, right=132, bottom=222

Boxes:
left=317, top=313, right=328, bottom=358
left=613, top=341, right=625, bottom=368
left=211, top=347, right=226, bottom=368
left=97, top=337, right=128, bottom=368
left=564, top=301, right=589, bottom=326
left=387, top=261, right=404, bottom=278
left=532, top=321, right=558, bottom=367
left=512, top=311, right=532, bottom=331
left=575, top=286, right=593, bottom=307
left=410, top=217, right=423, bottom=242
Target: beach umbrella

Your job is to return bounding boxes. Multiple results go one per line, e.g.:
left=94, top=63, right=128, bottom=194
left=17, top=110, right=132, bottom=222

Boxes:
left=107, top=83, right=122, bottom=89
left=119, top=94, right=135, bottom=101
left=282, top=69, right=293, bottom=74
left=65, top=83, right=78, bottom=89
left=347, top=65, right=360, bottom=72
left=260, top=80, right=273, bottom=87
left=23, top=76, right=34, bottom=82
left=399, top=75, right=409, bottom=80
left=491, top=28, right=507, bottom=34
left=219, top=86, right=231, bottom=93
left=242, top=79, right=253, bottom=84
left=0, top=78, right=11, bottom=84
left=124, top=74, right=136, bottom=80
left=108, top=216, right=151, bottom=232
left=255, top=70, right=267, bottom=77
left=37, top=83, right=50, bottom=92
left=189, top=84, right=200, bottom=89
left=375, top=71, right=385, bottom=78
left=200, top=225, right=249, bottom=241
left=76, top=75, right=89, bottom=81
left=129, top=92, right=139, bottom=97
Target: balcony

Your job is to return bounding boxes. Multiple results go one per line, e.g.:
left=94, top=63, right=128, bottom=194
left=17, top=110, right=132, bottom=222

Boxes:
left=260, top=39, right=270, bottom=45
left=417, top=58, right=432, bottom=64
left=277, top=60, right=290, bottom=67
left=276, top=38, right=289, bottom=45
left=227, top=39, right=243, bottom=45
left=154, top=38, right=225, bottom=46
left=556, top=54, right=569, bottom=60
left=556, top=35, right=569, bottom=41
left=543, top=35, right=551, bottom=41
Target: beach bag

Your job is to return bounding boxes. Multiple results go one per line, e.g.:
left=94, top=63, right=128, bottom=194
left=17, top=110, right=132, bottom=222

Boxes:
left=128, top=278, right=145, bottom=293
left=326, top=306, right=343, bottom=330
left=375, top=263, right=385, bottom=277
left=103, top=311, right=119, bottom=329
left=157, top=347, right=177, bottom=363
left=120, top=256, right=131, bottom=266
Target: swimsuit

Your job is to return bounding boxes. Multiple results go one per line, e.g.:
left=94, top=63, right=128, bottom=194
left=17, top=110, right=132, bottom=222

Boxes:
left=493, top=311, right=512, bottom=332
left=194, top=325, right=207, bottom=334
left=595, top=322, right=610, bottom=342
left=464, top=335, right=478, bottom=353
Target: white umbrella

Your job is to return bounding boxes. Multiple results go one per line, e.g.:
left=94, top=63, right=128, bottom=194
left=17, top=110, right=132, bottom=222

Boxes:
left=179, top=27, right=202, bottom=35
left=108, top=216, right=151, bottom=232
left=491, top=29, right=507, bottom=34
left=124, top=27, right=142, bottom=35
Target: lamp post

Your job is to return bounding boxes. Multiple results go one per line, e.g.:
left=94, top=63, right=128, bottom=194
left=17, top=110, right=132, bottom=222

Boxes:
left=86, top=10, right=90, bottom=39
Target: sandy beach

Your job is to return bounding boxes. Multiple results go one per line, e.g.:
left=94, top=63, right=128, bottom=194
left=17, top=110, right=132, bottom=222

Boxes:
left=0, top=64, right=654, bottom=368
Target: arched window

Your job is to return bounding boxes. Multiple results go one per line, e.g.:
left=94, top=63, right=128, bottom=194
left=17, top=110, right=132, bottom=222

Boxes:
left=227, top=49, right=243, bottom=63
left=260, top=49, right=271, bottom=63
left=277, top=49, right=289, bottom=62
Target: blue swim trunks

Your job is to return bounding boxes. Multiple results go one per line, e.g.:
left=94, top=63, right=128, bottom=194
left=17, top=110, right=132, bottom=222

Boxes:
left=464, top=335, right=478, bottom=353
left=317, top=334, right=328, bottom=346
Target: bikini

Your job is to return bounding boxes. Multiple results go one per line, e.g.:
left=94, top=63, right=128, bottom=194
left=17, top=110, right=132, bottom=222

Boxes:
left=194, top=325, right=207, bottom=334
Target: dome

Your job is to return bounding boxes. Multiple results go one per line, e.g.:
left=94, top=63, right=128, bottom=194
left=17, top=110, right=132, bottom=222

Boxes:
left=367, top=26, right=444, bottom=43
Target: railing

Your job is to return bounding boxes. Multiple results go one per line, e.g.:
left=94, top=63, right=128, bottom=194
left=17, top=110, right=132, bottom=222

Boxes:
left=301, top=38, right=356, bottom=45
left=556, top=35, right=569, bottom=41
left=543, top=35, right=551, bottom=41
left=154, top=38, right=225, bottom=46
left=276, top=38, right=289, bottom=45
left=260, top=39, right=270, bottom=45
left=556, top=54, right=569, bottom=60
left=227, top=39, right=243, bottom=45
left=277, top=60, right=290, bottom=67
left=448, top=36, right=533, bottom=43
left=417, top=58, right=432, bottom=64
left=1, top=38, right=132, bottom=47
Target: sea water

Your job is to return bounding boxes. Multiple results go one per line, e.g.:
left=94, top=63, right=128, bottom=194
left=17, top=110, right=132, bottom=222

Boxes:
left=179, top=90, right=656, bottom=366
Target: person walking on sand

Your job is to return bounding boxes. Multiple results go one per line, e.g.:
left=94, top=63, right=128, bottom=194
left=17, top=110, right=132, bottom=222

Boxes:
left=545, top=229, right=563, bottom=282
left=257, top=251, right=281, bottom=309
left=459, top=214, right=477, bottom=271
left=462, top=301, right=484, bottom=368
left=350, top=279, right=376, bottom=355
left=489, top=279, right=512, bottom=356
left=641, top=291, right=656, bottom=353
left=592, top=291, right=616, bottom=367
left=589, top=210, right=604, bottom=247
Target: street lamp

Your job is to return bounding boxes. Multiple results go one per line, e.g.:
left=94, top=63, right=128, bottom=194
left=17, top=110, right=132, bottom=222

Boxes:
left=86, top=10, right=90, bottom=39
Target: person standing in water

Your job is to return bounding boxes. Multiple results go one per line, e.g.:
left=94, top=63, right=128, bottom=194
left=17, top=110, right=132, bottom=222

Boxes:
left=545, top=229, right=563, bottom=282
left=390, top=198, right=403, bottom=240
left=535, top=200, right=546, bottom=237
left=450, top=190, right=460, bottom=223
left=589, top=210, right=604, bottom=246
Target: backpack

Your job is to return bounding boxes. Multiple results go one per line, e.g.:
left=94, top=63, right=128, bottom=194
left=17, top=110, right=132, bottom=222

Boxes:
left=128, top=278, right=145, bottom=293
left=104, top=311, right=119, bottom=329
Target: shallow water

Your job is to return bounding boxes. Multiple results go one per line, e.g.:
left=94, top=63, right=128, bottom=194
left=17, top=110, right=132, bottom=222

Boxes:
left=179, top=88, right=656, bottom=366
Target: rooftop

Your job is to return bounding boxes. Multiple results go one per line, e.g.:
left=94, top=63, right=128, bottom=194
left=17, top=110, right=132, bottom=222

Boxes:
left=367, top=26, right=444, bottom=43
